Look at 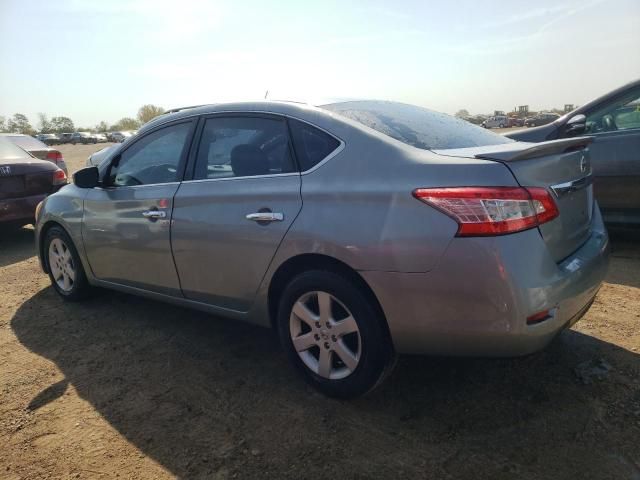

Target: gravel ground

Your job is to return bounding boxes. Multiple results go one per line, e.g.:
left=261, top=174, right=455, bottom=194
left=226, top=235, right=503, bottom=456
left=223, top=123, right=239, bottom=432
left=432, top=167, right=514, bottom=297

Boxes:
left=1, top=143, right=639, bottom=479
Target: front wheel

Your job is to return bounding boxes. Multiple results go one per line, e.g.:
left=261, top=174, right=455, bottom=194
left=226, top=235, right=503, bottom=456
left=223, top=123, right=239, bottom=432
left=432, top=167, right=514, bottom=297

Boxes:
left=277, top=270, right=395, bottom=398
left=44, top=226, right=91, bottom=301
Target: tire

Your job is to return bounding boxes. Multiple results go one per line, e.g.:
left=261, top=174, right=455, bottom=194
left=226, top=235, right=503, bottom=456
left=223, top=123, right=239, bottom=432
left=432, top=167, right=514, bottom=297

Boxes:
left=44, top=226, right=91, bottom=301
left=276, top=270, right=395, bottom=398
left=499, top=123, right=505, bottom=128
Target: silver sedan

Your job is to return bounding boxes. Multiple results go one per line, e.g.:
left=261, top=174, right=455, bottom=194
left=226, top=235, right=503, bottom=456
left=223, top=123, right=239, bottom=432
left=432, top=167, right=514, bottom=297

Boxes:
left=35, top=100, right=609, bottom=398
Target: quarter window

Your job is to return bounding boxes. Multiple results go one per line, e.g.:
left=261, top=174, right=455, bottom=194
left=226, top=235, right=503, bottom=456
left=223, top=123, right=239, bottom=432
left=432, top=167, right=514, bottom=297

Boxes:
left=194, top=116, right=295, bottom=180
left=109, top=122, right=192, bottom=186
left=289, top=118, right=341, bottom=171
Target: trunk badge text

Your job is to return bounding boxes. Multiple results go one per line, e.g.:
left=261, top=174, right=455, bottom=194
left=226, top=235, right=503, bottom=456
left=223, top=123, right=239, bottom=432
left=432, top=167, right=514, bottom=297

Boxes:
left=0, top=166, right=11, bottom=176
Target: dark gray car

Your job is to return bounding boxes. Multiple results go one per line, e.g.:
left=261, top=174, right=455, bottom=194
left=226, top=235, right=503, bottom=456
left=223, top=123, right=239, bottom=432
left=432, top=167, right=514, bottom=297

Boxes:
left=34, top=100, right=609, bottom=398
left=508, top=79, right=640, bottom=225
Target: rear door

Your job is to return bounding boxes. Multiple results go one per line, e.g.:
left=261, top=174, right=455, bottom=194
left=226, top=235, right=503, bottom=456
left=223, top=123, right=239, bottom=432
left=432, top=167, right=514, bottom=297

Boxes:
left=82, top=120, right=196, bottom=296
left=171, top=114, right=302, bottom=312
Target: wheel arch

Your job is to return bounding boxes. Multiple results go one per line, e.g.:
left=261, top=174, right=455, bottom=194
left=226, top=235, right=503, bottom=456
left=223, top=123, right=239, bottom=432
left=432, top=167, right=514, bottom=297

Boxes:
left=38, top=220, right=72, bottom=273
left=267, top=253, right=393, bottom=346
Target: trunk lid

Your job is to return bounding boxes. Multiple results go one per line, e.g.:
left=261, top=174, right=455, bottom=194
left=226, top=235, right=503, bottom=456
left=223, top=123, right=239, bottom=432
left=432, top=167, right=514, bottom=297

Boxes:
left=434, top=137, right=595, bottom=262
left=0, top=160, right=56, bottom=200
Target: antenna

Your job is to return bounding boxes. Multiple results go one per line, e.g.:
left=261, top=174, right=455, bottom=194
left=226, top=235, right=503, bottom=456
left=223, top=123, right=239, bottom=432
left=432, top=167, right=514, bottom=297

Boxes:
left=264, top=90, right=269, bottom=99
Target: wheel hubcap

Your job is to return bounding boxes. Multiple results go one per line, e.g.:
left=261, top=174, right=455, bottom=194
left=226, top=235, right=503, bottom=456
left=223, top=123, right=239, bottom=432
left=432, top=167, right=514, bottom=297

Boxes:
left=48, top=238, right=76, bottom=292
left=289, top=291, right=361, bottom=380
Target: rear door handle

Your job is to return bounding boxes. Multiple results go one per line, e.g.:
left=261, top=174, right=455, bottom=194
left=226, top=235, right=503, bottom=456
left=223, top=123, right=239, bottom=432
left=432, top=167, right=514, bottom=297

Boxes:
left=245, top=212, right=284, bottom=222
left=142, top=210, right=167, bottom=219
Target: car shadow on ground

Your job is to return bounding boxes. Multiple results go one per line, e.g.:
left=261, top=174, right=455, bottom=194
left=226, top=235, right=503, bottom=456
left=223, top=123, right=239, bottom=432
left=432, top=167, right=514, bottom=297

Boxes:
left=0, top=226, right=36, bottom=268
left=11, top=287, right=640, bottom=479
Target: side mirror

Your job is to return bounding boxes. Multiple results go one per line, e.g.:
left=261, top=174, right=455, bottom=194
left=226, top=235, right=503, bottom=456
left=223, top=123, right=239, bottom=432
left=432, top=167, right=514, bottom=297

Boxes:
left=565, top=114, right=586, bottom=136
left=73, top=166, right=99, bottom=188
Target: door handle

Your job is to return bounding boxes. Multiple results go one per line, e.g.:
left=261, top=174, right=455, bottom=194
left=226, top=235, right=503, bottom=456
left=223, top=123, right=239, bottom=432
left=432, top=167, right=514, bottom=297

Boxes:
left=245, top=212, right=284, bottom=222
left=142, top=210, right=167, bottom=219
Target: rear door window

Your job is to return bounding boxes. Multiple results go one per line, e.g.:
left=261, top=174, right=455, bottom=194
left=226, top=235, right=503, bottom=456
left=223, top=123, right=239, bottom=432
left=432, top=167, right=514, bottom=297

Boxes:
left=288, top=118, right=341, bottom=171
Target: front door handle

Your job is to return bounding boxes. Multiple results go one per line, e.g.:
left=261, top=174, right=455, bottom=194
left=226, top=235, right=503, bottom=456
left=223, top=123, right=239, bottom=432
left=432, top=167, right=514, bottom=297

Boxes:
left=142, top=210, right=167, bottom=219
left=246, top=212, right=284, bottom=222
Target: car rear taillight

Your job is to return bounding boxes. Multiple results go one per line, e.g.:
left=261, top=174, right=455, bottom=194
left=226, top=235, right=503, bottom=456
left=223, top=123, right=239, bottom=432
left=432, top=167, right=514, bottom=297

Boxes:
left=52, top=169, right=67, bottom=185
left=413, top=186, right=559, bottom=236
left=46, top=150, right=64, bottom=168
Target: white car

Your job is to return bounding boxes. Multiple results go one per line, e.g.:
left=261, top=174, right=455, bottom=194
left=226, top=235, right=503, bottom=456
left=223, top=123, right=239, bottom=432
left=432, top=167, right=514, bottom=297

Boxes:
left=482, top=115, right=509, bottom=129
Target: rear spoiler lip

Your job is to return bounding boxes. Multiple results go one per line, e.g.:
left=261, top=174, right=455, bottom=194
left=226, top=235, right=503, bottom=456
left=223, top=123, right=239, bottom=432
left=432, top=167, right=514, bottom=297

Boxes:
left=433, top=136, right=594, bottom=162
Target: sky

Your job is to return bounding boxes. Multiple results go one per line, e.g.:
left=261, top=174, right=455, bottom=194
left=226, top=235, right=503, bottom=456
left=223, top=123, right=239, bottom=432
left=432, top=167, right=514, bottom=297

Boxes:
left=1, top=0, right=639, bottom=128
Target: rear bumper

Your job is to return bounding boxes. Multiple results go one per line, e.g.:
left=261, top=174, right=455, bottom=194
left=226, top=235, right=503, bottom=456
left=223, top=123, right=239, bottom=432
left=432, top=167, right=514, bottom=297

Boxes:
left=362, top=206, right=610, bottom=356
left=0, top=193, right=47, bottom=223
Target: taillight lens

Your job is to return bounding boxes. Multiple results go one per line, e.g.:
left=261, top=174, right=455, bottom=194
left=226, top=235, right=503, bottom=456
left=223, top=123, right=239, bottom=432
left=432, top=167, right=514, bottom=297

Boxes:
left=413, top=186, right=559, bottom=236
left=46, top=150, right=65, bottom=168
left=52, top=169, right=67, bottom=185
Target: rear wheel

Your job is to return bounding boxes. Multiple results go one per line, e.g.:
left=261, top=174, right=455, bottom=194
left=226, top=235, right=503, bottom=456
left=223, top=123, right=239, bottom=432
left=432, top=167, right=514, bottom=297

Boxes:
left=44, top=226, right=91, bottom=301
left=277, top=270, right=395, bottom=398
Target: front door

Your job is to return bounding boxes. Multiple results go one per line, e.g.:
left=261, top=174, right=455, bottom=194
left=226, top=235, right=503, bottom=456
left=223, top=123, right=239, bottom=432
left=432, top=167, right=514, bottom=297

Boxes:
left=582, top=86, right=640, bottom=222
left=83, top=120, right=196, bottom=295
left=171, top=114, right=302, bottom=312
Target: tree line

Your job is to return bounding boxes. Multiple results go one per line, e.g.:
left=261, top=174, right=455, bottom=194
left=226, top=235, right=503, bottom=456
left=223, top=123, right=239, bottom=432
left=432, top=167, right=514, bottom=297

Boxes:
left=0, top=104, right=165, bottom=135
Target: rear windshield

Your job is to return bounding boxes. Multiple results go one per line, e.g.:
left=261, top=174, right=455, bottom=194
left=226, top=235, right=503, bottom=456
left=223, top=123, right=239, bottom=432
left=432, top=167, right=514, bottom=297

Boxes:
left=4, top=135, right=47, bottom=151
left=322, top=101, right=514, bottom=150
left=0, top=138, right=31, bottom=160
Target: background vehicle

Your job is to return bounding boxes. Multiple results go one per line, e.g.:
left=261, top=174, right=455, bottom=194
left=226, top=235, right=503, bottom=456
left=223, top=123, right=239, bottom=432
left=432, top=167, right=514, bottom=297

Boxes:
left=36, top=100, right=608, bottom=398
left=58, top=133, right=73, bottom=144
left=508, top=78, right=640, bottom=225
left=86, top=144, right=119, bottom=166
left=508, top=117, right=525, bottom=127
left=0, top=137, right=67, bottom=227
left=94, top=133, right=108, bottom=143
left=110, top=131, right=134, bottom=142
left=524, top=112, right=560, bottom=127
left=70, top=132, right=97, bottom=144
left=38, top=133, right=61, bottom=146
left=482, top=115, right=508, bottom=128
left=0, top=133, right=67, bottom=175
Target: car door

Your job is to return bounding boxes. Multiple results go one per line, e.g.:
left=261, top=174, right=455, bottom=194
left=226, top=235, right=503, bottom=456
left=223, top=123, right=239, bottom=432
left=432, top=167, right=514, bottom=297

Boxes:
left=82, top=120, right=196, bottom=295
left=171, top=114, right=302, bottom=312
left=581, top=86, right=640, bottom=221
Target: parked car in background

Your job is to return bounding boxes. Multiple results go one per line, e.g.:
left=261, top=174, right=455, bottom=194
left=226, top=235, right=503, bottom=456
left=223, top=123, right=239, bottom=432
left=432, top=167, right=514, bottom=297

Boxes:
left=58, top=133, right=73, bottom=144
left=94, top=133, right=108, bottom=143
left=482, top=115, right=509, bottom=128
left=36, top=100, right=608, bottom=398
left=110, top=131, right=135, bottom=143
left=508, top=117, right=525, bottom=127
left=0, top=133, right=67, bottom=175
left=524, top=112, right=560, bottom=127
left=508, top=78, right=640, bottom=225
left=0, top=137, right=67, bottom=227
left=86, top=144, right=118, bottom=166
left=38, top=134, right=61, bottom=146
left=71, top=132, right=97, bottom=144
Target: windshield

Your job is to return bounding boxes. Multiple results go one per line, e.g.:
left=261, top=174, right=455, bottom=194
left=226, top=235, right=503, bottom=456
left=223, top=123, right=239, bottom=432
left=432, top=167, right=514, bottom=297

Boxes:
left=3, top=135, right=47, bottom=151
left=322, top=101, right=514, bottom=150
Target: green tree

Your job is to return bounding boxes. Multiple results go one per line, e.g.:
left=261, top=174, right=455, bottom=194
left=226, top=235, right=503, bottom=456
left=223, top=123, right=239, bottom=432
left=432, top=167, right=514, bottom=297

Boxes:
left=95, top=121, right=109, bottom=132
left=0, top=116, right=6, bottom=132
left=7, top=113, right=34, bottom=134
left=38, top=112, right=52, bottom=133
left=137, top=104, right=165, bottom=124
left=113, top=117, right=140, bottom=131
left=455, top=109, right=470, bottom=118
left=50, top=116, right=75, bottom=133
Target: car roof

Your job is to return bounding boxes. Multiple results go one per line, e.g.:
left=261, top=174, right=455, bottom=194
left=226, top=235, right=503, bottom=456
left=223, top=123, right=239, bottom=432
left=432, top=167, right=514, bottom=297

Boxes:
left=139, top=100, right=335, bottom=135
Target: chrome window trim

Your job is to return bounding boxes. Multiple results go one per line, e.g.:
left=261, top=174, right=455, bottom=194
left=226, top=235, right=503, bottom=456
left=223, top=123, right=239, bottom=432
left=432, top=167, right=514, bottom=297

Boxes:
left=95, top=181, right=181, bottom=190
left=181, top=172, right=300, bottom=185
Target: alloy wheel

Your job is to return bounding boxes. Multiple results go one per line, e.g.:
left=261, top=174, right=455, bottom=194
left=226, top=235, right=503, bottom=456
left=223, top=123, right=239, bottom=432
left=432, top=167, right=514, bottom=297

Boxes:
left=48, top=238, right=76, bottom=292
left=289, top=291, right=361, bottom=380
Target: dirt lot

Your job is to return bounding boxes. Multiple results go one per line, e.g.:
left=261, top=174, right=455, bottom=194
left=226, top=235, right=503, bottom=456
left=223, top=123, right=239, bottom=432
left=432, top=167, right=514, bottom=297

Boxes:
left=1, top=144, right=639, bottom=479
